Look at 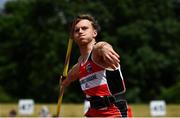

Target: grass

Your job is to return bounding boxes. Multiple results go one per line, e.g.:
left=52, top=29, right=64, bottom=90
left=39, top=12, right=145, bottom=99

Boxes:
left=0, top=103, right=180, bottom=117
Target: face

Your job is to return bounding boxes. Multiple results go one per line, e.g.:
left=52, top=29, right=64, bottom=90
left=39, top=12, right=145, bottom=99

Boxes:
left=73, top=19, right=97, bottom=46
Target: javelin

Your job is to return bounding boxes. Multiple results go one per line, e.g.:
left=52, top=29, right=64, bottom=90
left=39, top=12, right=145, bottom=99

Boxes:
left=56, top=38, right=73, bottom=116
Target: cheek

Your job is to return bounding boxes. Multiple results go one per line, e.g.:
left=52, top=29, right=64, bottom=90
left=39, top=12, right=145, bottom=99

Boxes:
left=73, top=34, right=79, bottom=42
left=73, top=33, right=78, bottom=38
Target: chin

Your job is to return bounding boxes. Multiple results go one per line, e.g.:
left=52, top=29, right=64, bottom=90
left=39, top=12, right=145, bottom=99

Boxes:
left=79, top=41, right=89, bottom=46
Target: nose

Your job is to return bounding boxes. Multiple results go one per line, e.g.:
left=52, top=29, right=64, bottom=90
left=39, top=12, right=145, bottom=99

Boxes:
left=79, top=28, right=83, bottom=33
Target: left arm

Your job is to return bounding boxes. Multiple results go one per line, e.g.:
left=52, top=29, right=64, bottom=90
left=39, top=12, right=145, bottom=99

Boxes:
left=92, top=41, right=120, bottom=69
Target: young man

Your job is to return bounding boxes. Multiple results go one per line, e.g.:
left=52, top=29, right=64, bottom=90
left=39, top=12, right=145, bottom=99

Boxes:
left=61, top=14, right=128, bottom=117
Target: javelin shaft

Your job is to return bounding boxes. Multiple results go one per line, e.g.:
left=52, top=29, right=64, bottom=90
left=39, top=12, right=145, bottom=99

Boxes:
left=56, top=38, right=73, bottom=116
left=62, top=38, right=73, bottom=77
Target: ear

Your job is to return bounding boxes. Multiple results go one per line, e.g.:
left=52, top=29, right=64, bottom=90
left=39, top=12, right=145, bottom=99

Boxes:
left=93, top=30, right=97, bottom=38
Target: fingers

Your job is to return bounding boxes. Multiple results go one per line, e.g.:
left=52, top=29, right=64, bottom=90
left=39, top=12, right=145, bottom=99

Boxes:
left=102, top=49, right=120, bottom=69
left=111, top=49, right=120, bottom=58
left=110, top=51, right=120, bottom=63
left=60, top=78, right=70, bottom=88
left=93, top=42, right=120, bottom=69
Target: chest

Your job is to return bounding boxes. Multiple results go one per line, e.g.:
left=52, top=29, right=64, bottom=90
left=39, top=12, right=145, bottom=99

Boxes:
left=79, top=60, right=103, bottom=78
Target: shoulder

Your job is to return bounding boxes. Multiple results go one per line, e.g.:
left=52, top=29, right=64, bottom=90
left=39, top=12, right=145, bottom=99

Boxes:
left=69, top=63, right=80, bottom=74
left=68, top=63, right=80, bottom=80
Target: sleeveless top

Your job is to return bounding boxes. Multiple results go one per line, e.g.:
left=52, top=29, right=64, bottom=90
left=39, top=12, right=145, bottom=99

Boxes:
left=79, top=53, right=126, bottom=117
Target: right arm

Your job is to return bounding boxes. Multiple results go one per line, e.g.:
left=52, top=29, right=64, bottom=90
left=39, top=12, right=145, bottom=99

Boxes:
left=61, top=63, right=80, bottom=88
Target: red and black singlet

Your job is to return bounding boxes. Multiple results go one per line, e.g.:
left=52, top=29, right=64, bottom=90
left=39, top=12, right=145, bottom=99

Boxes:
left=79, top=54, right=127, bottom=117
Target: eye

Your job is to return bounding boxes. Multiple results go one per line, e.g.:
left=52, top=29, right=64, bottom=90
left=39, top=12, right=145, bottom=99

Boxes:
left=82, top=26, right=88, bottom=30
left=74, top=28, right=79, bottom=33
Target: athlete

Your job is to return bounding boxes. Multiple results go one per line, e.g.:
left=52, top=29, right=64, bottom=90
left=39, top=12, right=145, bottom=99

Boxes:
left=61, top=13, right=128, bottom=117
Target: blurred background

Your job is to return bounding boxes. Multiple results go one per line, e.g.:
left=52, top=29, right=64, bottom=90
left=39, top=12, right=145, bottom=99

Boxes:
left=0, top=0, right=180, bottom=117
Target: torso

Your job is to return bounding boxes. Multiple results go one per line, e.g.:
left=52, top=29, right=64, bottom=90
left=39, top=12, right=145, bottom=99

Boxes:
left=79, top=57, right=111, bottom=96
left=79, top=53, right=126, bottom=117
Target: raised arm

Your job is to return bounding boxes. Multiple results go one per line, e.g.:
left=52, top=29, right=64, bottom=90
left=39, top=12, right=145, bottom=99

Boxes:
left=92, top=41, right=120, bottom=69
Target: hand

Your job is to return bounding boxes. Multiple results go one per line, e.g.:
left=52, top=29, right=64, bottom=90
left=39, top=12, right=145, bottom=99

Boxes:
left=101, top=45, right=120, bottom=69
left=93, top=42, right=120, bottom=69
left=60, top=76, right=71, bottom=88
left=60, top=64, right=79, bottom=88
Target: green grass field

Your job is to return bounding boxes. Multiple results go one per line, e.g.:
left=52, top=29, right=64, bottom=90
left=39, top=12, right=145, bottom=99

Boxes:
left=0, top=103, right=180, bottom=117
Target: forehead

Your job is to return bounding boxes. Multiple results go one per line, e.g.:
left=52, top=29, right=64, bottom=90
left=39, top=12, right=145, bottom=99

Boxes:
left=75, top=19, right=93, bottom=28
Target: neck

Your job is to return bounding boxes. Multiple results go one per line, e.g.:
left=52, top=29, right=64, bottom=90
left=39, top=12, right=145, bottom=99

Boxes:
left=79, top=39, right=96, bottom=59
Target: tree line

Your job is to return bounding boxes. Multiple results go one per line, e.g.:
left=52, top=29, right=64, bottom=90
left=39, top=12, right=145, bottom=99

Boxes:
left=0, top=0, right=179, bottom=103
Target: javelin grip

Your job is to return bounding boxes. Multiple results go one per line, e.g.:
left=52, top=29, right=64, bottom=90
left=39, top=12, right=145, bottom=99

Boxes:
left=60, top=75, right=66, bottom=82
